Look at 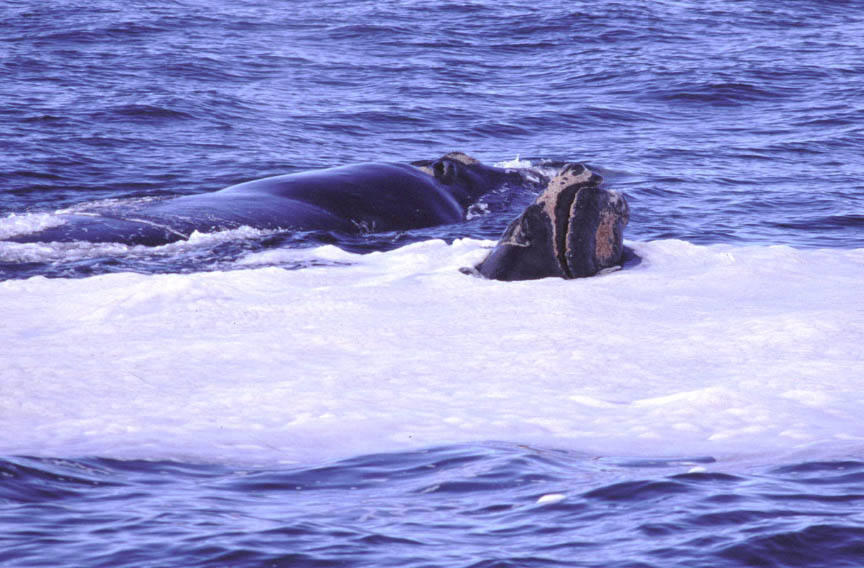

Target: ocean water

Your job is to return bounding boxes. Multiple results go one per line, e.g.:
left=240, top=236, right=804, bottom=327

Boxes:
left=1, top=1, right=863, bottom=566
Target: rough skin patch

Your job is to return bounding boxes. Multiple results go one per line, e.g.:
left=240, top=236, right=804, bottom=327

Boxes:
left=594, top=207, right=617, bottom=264
left=414, top=151, right=478, bottom=176
left=538, top=164, right=595, bottom=226
left=536, top=164, right=599, bottom=272
left=442, top=152, right=479, bottom=166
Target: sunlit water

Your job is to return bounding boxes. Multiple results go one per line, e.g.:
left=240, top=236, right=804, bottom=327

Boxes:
left=1, top=1, right=863, bottom=566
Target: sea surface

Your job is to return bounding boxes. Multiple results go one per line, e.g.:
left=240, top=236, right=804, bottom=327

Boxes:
left=1, top=1, right=863, bottom=566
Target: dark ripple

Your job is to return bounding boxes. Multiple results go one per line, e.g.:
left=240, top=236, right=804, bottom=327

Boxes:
left=100, top=104, right=197, bottom=121
left=719, top=525, right=864, bottom=568
left=326, top=23, right=413, bottom=40
left=0, top=458, right=123, bottom=504
left=584, top=479, right=691, bottom=502
left=772, top=214, right=864, bottom=232
left=657, top=81, right=789, bottom=106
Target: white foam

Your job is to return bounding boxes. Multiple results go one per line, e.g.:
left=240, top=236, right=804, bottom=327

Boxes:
left=236, top=244, right=358, bottom=267
left=493, top=156, right=559, bottom=183
left=0, top=212, right=67, bottom=240
left=0, top=196, right=169, bottom=242
left=0, top=223, right=275, bottom=264
left=536, top=493, right=567, bottom=505
left=494, top=155, right=534, bottom=169
left=1, top=239, right=862, bottom=467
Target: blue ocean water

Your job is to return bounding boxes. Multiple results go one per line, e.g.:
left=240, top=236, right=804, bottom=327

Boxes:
left=3, top=447, right=864, bottom=568
left=1, top=1, right=863, bottom=566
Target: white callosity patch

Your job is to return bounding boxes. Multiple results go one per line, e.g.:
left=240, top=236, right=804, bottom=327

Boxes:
left=1, top=239, right=862, bottom=467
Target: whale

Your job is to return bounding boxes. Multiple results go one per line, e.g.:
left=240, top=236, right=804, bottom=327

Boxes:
left=473, top=163, right=631, bottom=281
left=7, top=152, right=534, bottom=247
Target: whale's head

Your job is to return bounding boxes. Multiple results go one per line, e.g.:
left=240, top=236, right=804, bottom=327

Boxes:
left=414, top=152, right=534, bottom=208
left=474, top=163, right=630, bottom=281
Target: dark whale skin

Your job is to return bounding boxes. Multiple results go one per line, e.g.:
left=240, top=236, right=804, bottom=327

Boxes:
left=476, top=163, right=630, bottom=281
left=7, top=155, right=526, bottom=247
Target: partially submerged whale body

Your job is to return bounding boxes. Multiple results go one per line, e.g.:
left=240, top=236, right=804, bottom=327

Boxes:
left=8, top=152, right=530, bottom=247
left=475, top=163, right=630, bottom=281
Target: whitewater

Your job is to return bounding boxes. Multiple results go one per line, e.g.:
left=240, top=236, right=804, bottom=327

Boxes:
left=3, top=235, right=861, bottom=469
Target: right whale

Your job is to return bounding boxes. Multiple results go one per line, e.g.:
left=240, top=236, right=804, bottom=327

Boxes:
left=475, top=163, right=630, bottom=281
left=5, top=152, right=531, bottom=247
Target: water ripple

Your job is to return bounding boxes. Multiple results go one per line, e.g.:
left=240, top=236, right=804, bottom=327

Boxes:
left=4, top=446, right=864, bottom=567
